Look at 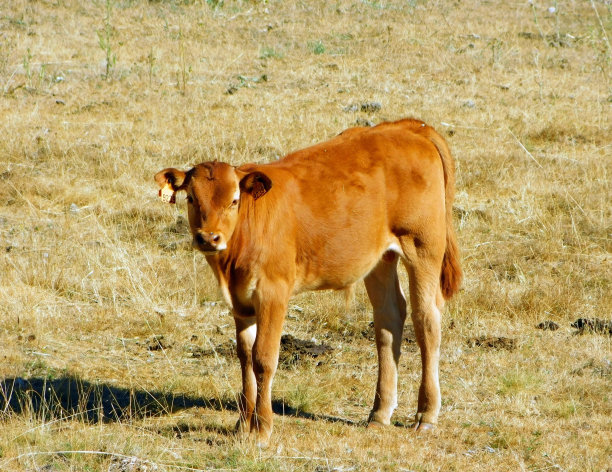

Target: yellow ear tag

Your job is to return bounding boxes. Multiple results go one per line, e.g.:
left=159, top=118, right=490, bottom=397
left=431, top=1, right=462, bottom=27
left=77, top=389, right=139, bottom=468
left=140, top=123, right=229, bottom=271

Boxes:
left=159, top=184, right=176, bottom=204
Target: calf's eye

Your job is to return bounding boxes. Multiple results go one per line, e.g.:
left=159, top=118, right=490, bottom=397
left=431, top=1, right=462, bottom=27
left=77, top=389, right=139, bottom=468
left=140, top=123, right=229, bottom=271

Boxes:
left=186, top=195, right=193, bottom=203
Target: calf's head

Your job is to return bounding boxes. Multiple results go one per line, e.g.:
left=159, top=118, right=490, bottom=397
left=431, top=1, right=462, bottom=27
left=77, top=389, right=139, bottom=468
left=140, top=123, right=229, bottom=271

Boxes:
left=155, top=162, right=271, bottom=254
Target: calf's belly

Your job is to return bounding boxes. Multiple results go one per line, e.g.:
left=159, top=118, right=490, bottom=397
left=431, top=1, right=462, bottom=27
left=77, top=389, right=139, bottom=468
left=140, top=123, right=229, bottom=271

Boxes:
left=295, top=237, right=399, bottom=293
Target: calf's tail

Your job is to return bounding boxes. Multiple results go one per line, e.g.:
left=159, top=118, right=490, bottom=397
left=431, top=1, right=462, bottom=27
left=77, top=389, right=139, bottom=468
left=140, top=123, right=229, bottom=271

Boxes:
left=410, top=119, right=462, bottom=300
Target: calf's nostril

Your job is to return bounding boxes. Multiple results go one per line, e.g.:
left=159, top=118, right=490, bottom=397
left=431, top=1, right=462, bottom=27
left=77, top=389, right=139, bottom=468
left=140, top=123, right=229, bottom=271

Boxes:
left=212, top=234, right=221, bottom=243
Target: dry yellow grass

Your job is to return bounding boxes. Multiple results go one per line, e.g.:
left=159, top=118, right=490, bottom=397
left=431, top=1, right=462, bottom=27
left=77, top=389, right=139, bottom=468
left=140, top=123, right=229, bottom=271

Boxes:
left=1, top=0, right=610, bottom=470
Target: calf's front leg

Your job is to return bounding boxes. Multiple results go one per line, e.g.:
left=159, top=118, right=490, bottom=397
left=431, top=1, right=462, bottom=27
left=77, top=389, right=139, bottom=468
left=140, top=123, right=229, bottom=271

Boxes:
left=250, top=293, right=288, bottom=446
left=234, top=315, right=257, bottom=434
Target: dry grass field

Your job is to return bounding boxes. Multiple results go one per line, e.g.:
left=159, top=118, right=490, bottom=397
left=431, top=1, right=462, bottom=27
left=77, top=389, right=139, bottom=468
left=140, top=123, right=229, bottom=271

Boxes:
left=1, top=0, right=611, bottom=470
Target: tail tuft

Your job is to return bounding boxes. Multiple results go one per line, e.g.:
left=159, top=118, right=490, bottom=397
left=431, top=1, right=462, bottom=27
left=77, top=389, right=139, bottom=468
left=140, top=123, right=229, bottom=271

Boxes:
left=440, top=231, right=462, bottom=300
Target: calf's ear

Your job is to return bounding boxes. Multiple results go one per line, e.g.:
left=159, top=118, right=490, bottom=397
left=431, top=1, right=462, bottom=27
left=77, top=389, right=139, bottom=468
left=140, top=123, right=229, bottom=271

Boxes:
left=154, top=168, right=187, bottom=190
left=155, top=168, right=188, bottom=204
left=239, top=172, right=272, bottom=200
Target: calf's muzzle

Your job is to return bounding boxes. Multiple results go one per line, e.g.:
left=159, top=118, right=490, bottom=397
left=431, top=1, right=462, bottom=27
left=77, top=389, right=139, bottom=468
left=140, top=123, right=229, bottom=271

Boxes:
left=193, top=230, right=225, bottom=252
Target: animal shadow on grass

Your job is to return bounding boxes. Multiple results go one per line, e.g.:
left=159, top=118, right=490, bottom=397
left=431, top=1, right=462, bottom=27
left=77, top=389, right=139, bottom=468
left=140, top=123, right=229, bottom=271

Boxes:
left=0, top=376, right=356, bottom=432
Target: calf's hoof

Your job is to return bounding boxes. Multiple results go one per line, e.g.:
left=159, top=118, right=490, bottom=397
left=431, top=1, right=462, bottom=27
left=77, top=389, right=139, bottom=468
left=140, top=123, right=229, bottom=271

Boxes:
left=366, top=419, right=386, bottom=429
left=250, top=426, right=272, bottom=448
left=254, top=432, right=271, bottom=448
left=411, top=412, right=436, bottom=433
left=412, top=421, right=435, bottom=433
left=234, top=419, right=250, bottom=436
left=367, top=410, right=391, bottom=429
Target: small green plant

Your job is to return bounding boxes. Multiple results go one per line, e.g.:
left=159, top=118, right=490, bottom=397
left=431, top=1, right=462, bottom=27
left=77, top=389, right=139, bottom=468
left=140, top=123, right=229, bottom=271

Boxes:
left=489, top=432, right=510, bottom=450
left=284, top=381, right=329, bottom=414
left=489, top=38, right=503, bottom=66
left=147, top=47, right=156, bottom=87
left=259, top=46, right=283, bottom=60
left=286, top=383, right=313, bottom=414
left=97, top=0, right=116, bottom=80
left=206, top=0, right=224, bottom=9
left=38, top=63, right=47, bottom=86
left=308, top=40, right=325, bottom=55
left=22, top=48, right=32, bottom=85
left=529, top=1, right=551, bottom=47
left=542, top=398, right=582, bottom=419
left=362, top=0, right=385, bottom=9
left=498, top=368, right=541, bottom=396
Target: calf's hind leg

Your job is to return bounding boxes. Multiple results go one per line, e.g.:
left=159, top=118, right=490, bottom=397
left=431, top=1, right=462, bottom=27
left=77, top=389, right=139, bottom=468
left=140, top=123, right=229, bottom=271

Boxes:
left=364, top=253, right=408, bottom=426
left=401, top=246, right=444, bottom=431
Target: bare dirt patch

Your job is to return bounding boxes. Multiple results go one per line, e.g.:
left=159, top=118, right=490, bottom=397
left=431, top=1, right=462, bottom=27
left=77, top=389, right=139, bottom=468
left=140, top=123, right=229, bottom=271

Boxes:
left=466, top=336, right=517, bottom=351
left=536, top=320, right=559, bottom=331
left=145, top=335, right=173, bottom=351
left=186, top=340, right=237, bottom=358
left=361, top=321, right=416, bottom=343
left=278, top=334, right=334, bottom=367
left=184, top=334, right=334, bottom=368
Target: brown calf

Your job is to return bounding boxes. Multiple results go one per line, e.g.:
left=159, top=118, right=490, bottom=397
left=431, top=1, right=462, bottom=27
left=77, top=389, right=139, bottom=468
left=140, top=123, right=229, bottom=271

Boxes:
left=155, top=118, right=461, bottom=445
